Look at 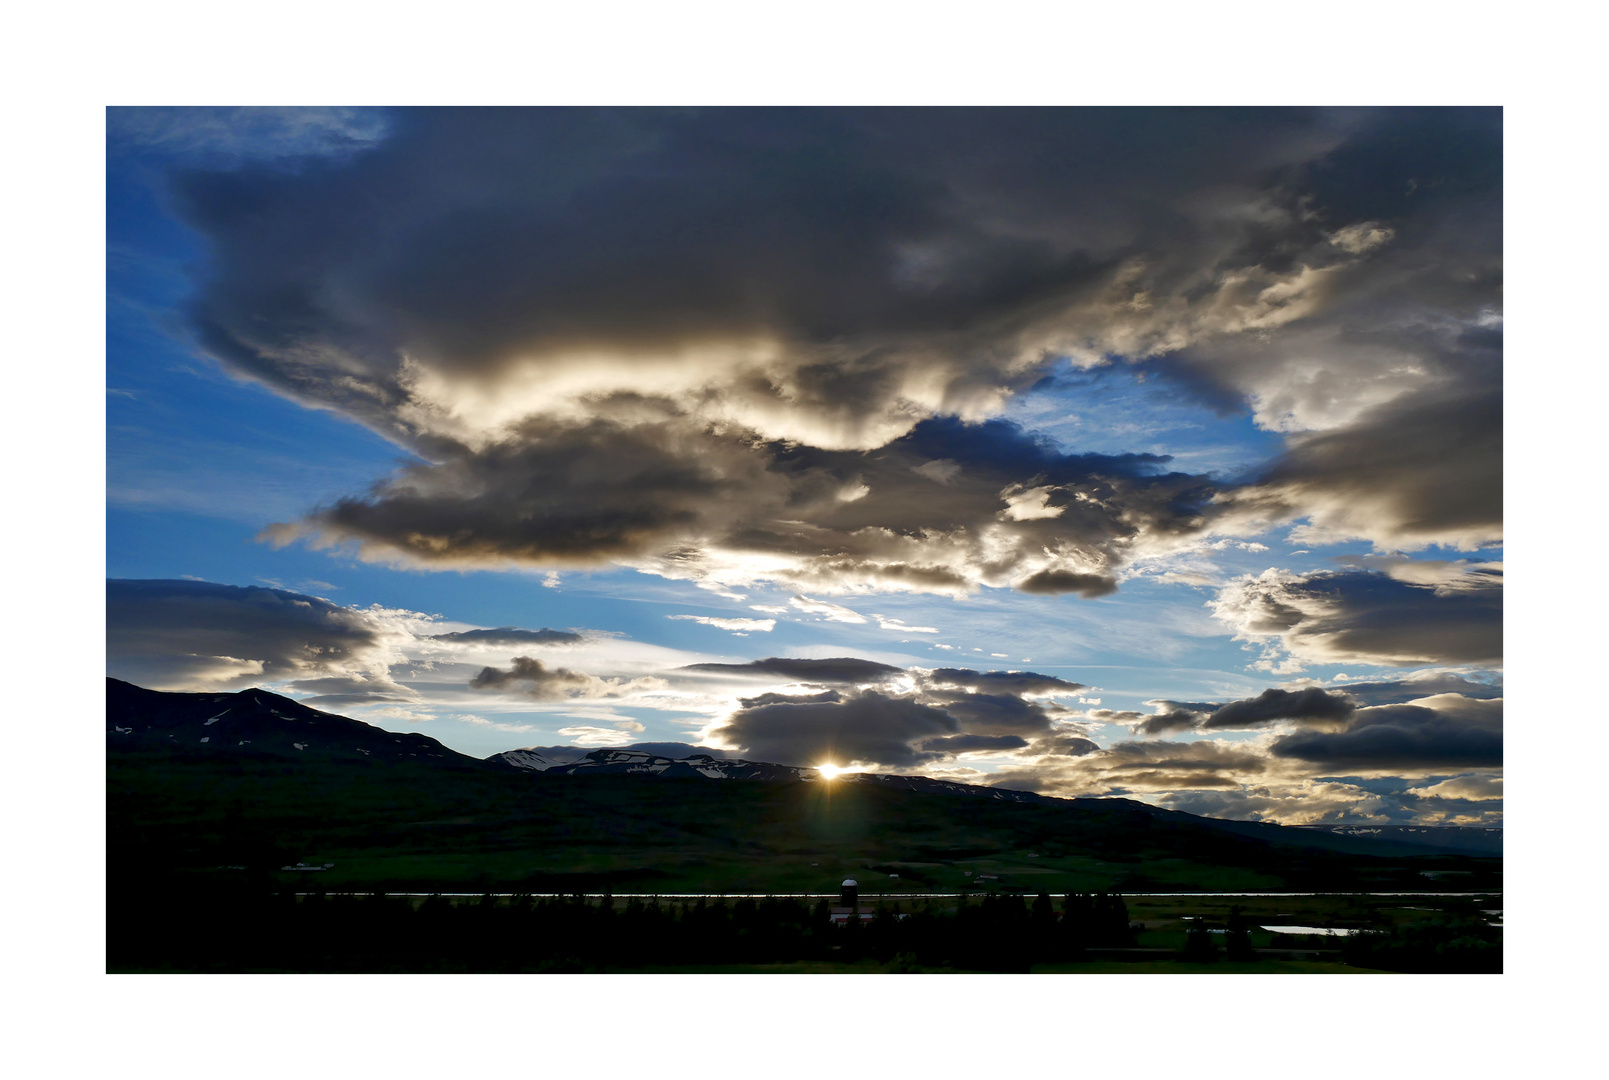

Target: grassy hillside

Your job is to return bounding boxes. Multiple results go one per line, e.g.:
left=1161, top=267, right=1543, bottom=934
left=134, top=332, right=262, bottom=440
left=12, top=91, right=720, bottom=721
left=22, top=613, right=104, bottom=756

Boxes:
left=107, top=747, right=1496, bottom=895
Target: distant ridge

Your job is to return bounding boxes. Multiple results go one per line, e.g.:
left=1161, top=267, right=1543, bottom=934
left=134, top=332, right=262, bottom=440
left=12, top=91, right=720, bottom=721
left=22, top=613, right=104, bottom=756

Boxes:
left=1294, top=823, right=1502, bottom=856
left=489, top=746, right=1054, bottom=804
left=106, top=680, right=1496, bottom=861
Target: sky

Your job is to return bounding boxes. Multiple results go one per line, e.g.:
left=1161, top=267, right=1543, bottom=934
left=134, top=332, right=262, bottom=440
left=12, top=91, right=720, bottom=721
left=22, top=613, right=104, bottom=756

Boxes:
left=105, top=106, right=1504, bottom=827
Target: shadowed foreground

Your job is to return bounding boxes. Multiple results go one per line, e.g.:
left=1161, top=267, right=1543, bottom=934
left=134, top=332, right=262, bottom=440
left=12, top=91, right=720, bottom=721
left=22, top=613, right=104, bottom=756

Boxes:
left=107, top=888, right=1498, bottom=973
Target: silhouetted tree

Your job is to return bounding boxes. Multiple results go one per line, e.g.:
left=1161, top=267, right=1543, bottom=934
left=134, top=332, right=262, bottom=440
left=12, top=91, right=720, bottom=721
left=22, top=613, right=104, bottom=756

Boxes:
left=1181, top=917, right=1219, bottom=962
left=1225, top=905, right=1255, bottom=960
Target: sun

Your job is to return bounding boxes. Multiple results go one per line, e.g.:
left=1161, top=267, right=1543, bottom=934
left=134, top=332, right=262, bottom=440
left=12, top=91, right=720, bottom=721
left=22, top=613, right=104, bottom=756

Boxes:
left=817, top=762, right=845, bottom=779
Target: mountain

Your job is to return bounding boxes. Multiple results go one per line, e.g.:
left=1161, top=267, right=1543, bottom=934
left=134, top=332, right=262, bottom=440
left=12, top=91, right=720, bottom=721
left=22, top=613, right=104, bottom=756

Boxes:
left=489, top=747, right=804, bottom=780
left=491, top=747, right=1052, bottom=802
left=1295, top=823, right=1503, bottom=856
left=107, top=677, right=483, bottom=767
left=107, top=678, right=1077, bottom=805
left=107, top=680, right=1501, bottom=895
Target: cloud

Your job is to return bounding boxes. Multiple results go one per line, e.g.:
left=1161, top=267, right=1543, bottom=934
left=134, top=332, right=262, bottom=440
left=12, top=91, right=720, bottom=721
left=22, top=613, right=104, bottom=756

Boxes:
left=164, top=108, right=1496, bottom=598
left=710, top=689, right=959, bottom=769
left=1026, top=733, right=1102, bottom=758
left=1201, top=687, right=1355, bottom=730
left=1090, top=706, right=1207, bottom=737
left=667, top=615, right=777, bottom=632
left=788, top=595, right=867, bottom=623
left=872, top=615, right=940, bottom=633
left=264, top=414, right=1219, bottom=597
left=1223, top=378, right=1502, bottom=552
left=1210, top=567, right=1502, bottom=670
left=453, top=713, right=540, bottom=734
left=694, top=653, right=1111, bottom=769
left=1158, top=780, right=1410, bottom=826
left=681, top=656, right=903, bottom=684
left=1407, top=775, right=1503, bottom=801
left=429, top=626, right=584, bottom=645
left=177, top=108, right=1359, bottom=452
left=694, top=650, right=1117, bottom=770
left=921, top=668, right=1087, bottom=696
left=469, top=656, right=663, bottom=701
left=983, top=738, right=1273, bottom=798
left=1335, top=555, right=1504, bottom=593
left=1015, top=570, right=1120, bottom=597
left=920, top=692, right=1058, bottom=736
left=109, top=106, right=390, bottom=163
left=1269, top=694, right=1501, bottom=771
left=554, top=726, right=637, bottom=747
left=1323, top=671, right=1502, bottom=706
left=919, top=734, right=1029, bottom=753
left=106, top=578, right=415, bottom=698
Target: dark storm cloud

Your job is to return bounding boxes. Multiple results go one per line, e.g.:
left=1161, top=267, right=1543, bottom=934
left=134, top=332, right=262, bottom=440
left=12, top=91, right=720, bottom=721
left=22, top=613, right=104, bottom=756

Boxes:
left=713, top=689, right=959, bottom=769
left=176, top=107, right=1352, bottom=435
left=1226, top=375, right=1502, bottom=551
left=1270, top=696, right=1502, bottom=770
left=922, top=692, right=1057, bottom=735
left=704, top=659, right=1099, bottom=767
left=1101, top=686, right=1360, bottom=737
left=1089, top=704, right=1212, bottom=736
left=922, top=668, right=1086, bottom=695
left=1015, top=570, right=1120, bottom=597
left=1103, top=740, right=1269, bottom=775
left=1211, top=567, right=1502, bottom=669
left=165, top=107, right=1500, bottom=593
left=683, top=657, right=903, bottom=684
left=274, top=412, right=1219, bottom=593
left=429, top=626, right=584, bottom=646
left=1027, top=733, right=1102, bottom=757
left=106, top=578, right=408, bottom=695
left=1132, top=108, right=1501, bottom=551
left=919, top=734, right=1029, bottom=753
left=1202, top=687, right=1355, bottom=730
left=1134, top=709, right=1207, bottom=736
left=273, top=417, right=785, bottom=567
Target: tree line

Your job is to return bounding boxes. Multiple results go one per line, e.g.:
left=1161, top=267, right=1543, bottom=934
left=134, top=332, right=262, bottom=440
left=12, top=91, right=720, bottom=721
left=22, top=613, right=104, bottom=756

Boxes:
left=108, top=883, right=1139, bottom=972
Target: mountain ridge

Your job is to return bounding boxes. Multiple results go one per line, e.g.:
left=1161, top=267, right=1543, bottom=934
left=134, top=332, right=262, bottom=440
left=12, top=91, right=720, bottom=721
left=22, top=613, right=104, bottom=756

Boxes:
left=107, top=678, right=1497, bottom=863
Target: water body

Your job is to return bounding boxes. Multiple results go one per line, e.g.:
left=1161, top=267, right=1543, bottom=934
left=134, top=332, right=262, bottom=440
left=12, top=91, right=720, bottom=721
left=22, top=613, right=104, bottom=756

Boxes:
left=1261, top=925, right=1361, bottom=937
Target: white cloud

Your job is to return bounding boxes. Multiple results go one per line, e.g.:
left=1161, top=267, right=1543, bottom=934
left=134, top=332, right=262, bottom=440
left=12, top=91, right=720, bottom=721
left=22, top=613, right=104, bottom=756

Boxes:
left=453, top=713, right=538, bottom=733
left=1407, top=775, right=1503, bottom=801
left=1327, top=221, right=1395, bottom=255
left=872, top=615, right=940, bottom=634
left=789, top=595, right=868, bottom=623
left=668, top=615, right=777, bottom=632
left=554, top=726, right=636, bottom=746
